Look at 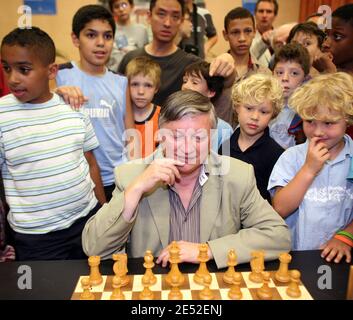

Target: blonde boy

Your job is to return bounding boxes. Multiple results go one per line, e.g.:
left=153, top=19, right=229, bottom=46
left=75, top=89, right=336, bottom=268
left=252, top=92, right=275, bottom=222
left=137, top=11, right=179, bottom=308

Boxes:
left=220, top=73, right=283, bottom=203
left=269, top=72, right=353, bottom=263
left=126, top=56, right=161, bottom=158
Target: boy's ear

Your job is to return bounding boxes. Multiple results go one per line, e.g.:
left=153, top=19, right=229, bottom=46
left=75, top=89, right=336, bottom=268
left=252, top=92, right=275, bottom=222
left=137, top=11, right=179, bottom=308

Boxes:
left=147, top=10, right=152, bottom=25
left=48, top=63, right=58, bottom=80
left=223, top=30, right=229, bottom=42
left=71, top=32, right=80, bottom=48
left=207, top=90, right=216, bottom=99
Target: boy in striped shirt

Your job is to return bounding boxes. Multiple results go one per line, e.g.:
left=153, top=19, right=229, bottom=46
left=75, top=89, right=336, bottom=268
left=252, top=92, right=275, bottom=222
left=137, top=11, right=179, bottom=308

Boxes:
left=0, top=27, right=104, bottom=260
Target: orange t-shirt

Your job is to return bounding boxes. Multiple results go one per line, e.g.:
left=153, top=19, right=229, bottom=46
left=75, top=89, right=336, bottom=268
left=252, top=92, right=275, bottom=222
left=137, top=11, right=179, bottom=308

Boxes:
left=134, top=105, right=161, bottom=158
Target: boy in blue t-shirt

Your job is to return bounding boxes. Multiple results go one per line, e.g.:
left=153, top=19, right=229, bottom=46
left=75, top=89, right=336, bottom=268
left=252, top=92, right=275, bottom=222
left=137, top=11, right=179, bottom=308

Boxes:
left=56, top=5, right=135, bottom=201
left=0, top=27, right=103, bottom=260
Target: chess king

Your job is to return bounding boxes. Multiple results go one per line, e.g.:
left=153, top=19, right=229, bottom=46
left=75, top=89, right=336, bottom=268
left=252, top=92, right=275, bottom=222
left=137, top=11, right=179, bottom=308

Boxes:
left=82, top=90, right=291, bottom=269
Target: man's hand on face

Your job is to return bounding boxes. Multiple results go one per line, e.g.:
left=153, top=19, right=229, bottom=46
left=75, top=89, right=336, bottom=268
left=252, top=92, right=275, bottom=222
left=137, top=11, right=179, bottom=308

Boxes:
left=130, top=158, right=184, bottom=196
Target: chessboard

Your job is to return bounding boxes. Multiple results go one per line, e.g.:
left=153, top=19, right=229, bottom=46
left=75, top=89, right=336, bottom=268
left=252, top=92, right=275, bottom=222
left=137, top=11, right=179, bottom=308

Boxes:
left=71, top=270, right=313, bottom=300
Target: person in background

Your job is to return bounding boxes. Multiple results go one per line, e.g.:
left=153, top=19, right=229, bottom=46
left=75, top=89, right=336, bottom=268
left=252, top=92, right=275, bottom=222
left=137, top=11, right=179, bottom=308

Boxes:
left=270, top=43, right=310, bottom=149
left=56, top=5, right=135, bottom=201
left=107, top=0, right=149, bottom=70
left=213, top=7, right=270, bottom=128
left=287, top=22, right=327, bottom=77
left=269, top=72, right=353, bottom=264
left=179, top=0, right=218, bottom=59
left=1, top=27, right=103, bottom=260
left=181, top=60, right=233, bottom=150
left=126, top=56, right=162, bottom=158
left=117, top=0, right=235, bottom=107
left=251, top=0, right=279, bottom=67
left=219, top=73, right=284, bottom=203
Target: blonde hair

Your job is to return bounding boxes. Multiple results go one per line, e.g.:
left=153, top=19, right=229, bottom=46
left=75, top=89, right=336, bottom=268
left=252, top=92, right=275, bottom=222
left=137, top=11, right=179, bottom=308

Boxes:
left=231, top=73, right=284, bottom=118
left=289, top=72, right=353, bottom=125
left=126, top=56, right=161, bottom=88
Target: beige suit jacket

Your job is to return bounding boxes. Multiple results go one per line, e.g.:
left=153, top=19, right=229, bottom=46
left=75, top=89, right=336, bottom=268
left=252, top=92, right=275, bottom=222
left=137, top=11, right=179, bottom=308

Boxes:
left=82, top=150, right=291, bottom=268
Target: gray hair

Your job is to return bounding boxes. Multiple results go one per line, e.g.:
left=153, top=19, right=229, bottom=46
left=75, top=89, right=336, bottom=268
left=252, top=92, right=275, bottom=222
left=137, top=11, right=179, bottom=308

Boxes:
left=159, top=90, right=218, bottom=129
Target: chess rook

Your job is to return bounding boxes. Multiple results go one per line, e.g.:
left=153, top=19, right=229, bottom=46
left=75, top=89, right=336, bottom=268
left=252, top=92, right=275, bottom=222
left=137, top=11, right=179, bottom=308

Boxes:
left=88, top=256, right=103, bottom=286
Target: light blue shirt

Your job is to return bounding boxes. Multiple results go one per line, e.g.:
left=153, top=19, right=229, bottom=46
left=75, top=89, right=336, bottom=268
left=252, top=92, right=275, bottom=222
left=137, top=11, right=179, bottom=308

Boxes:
left=269, top=104, right=296, bottom=149
left=268, top=135, right=353, bottom=250
left=57, top=62, right=128, bottom=186
left=211, top=118, right=233, bottom=152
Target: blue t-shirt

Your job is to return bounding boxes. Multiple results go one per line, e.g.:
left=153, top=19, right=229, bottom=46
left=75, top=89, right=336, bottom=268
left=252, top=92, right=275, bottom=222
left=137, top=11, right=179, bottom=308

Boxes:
left=211, top=118, right=233, bottom=152
left=57, top=62, right=128, bottom=186
left=269, top=104, right=296, bottom=149
left=268, top=135, right=353, bottom=250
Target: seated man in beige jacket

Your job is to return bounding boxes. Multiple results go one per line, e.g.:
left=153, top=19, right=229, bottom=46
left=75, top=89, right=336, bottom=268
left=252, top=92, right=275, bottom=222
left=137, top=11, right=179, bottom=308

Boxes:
left=82, top=90, right=291, bottom=269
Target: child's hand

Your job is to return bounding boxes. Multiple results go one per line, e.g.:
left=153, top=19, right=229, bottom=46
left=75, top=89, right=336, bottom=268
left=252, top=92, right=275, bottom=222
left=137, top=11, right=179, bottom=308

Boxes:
left=303, top=137, right=330, bottom=176
left=320, top=237, right=352, bottom=263
left=54, top=86, right=88, bottom=110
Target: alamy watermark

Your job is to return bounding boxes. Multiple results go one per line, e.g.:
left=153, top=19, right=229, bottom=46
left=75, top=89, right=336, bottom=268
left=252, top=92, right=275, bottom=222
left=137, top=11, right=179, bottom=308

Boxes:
left=317, top=265, right=332, bottom=290
left=17, top=265, right=32, bottom=290
left=17, top=5, right=32, bottom=29
left=317, top=5, right=332, bottom=30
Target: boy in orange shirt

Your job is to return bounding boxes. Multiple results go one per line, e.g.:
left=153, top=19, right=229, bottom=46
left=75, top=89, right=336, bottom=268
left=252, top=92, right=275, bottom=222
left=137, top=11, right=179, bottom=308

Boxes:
left=126, top=56, right=161, bottom=158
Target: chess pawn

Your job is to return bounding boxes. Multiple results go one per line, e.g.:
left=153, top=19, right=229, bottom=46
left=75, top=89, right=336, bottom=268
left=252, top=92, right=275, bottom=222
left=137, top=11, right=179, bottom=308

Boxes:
left=223, top=249, right=237, bottom=285
left=113, top=253, right=129, bottom=287
left=286, top=270, right=302, bottom=298
left=257, top=271, right=273, bottom=300
left=168, top=273, right=183, bottom=300
left=199, top=273, right=214, bottom=300
left=194, top=243, right=211, bottom=285
left=139, top=273, right=154, bottom=300
left=88, top=256, right=103, bottom=286
left=110, top=275, right=125, bottom=300
left=275, top=252, right=292, bottom=283
left=143, top=250, right=157, bottom=286
left=228, top=272, right=242, bottom=300
left=80, top=277, right=95, bottom=300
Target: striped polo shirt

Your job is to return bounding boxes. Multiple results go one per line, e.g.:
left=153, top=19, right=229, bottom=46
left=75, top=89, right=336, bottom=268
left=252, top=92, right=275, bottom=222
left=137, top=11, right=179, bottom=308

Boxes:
left=168, top=165, right=209, bottom=243
left=0, top=93, right=99, bottom=234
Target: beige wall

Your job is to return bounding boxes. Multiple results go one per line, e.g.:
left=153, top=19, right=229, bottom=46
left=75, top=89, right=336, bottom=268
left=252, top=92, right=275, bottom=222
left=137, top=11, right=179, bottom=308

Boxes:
left=0, top=0, right=300, bottom=61
left=0, top=0, right=94, bottom=62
